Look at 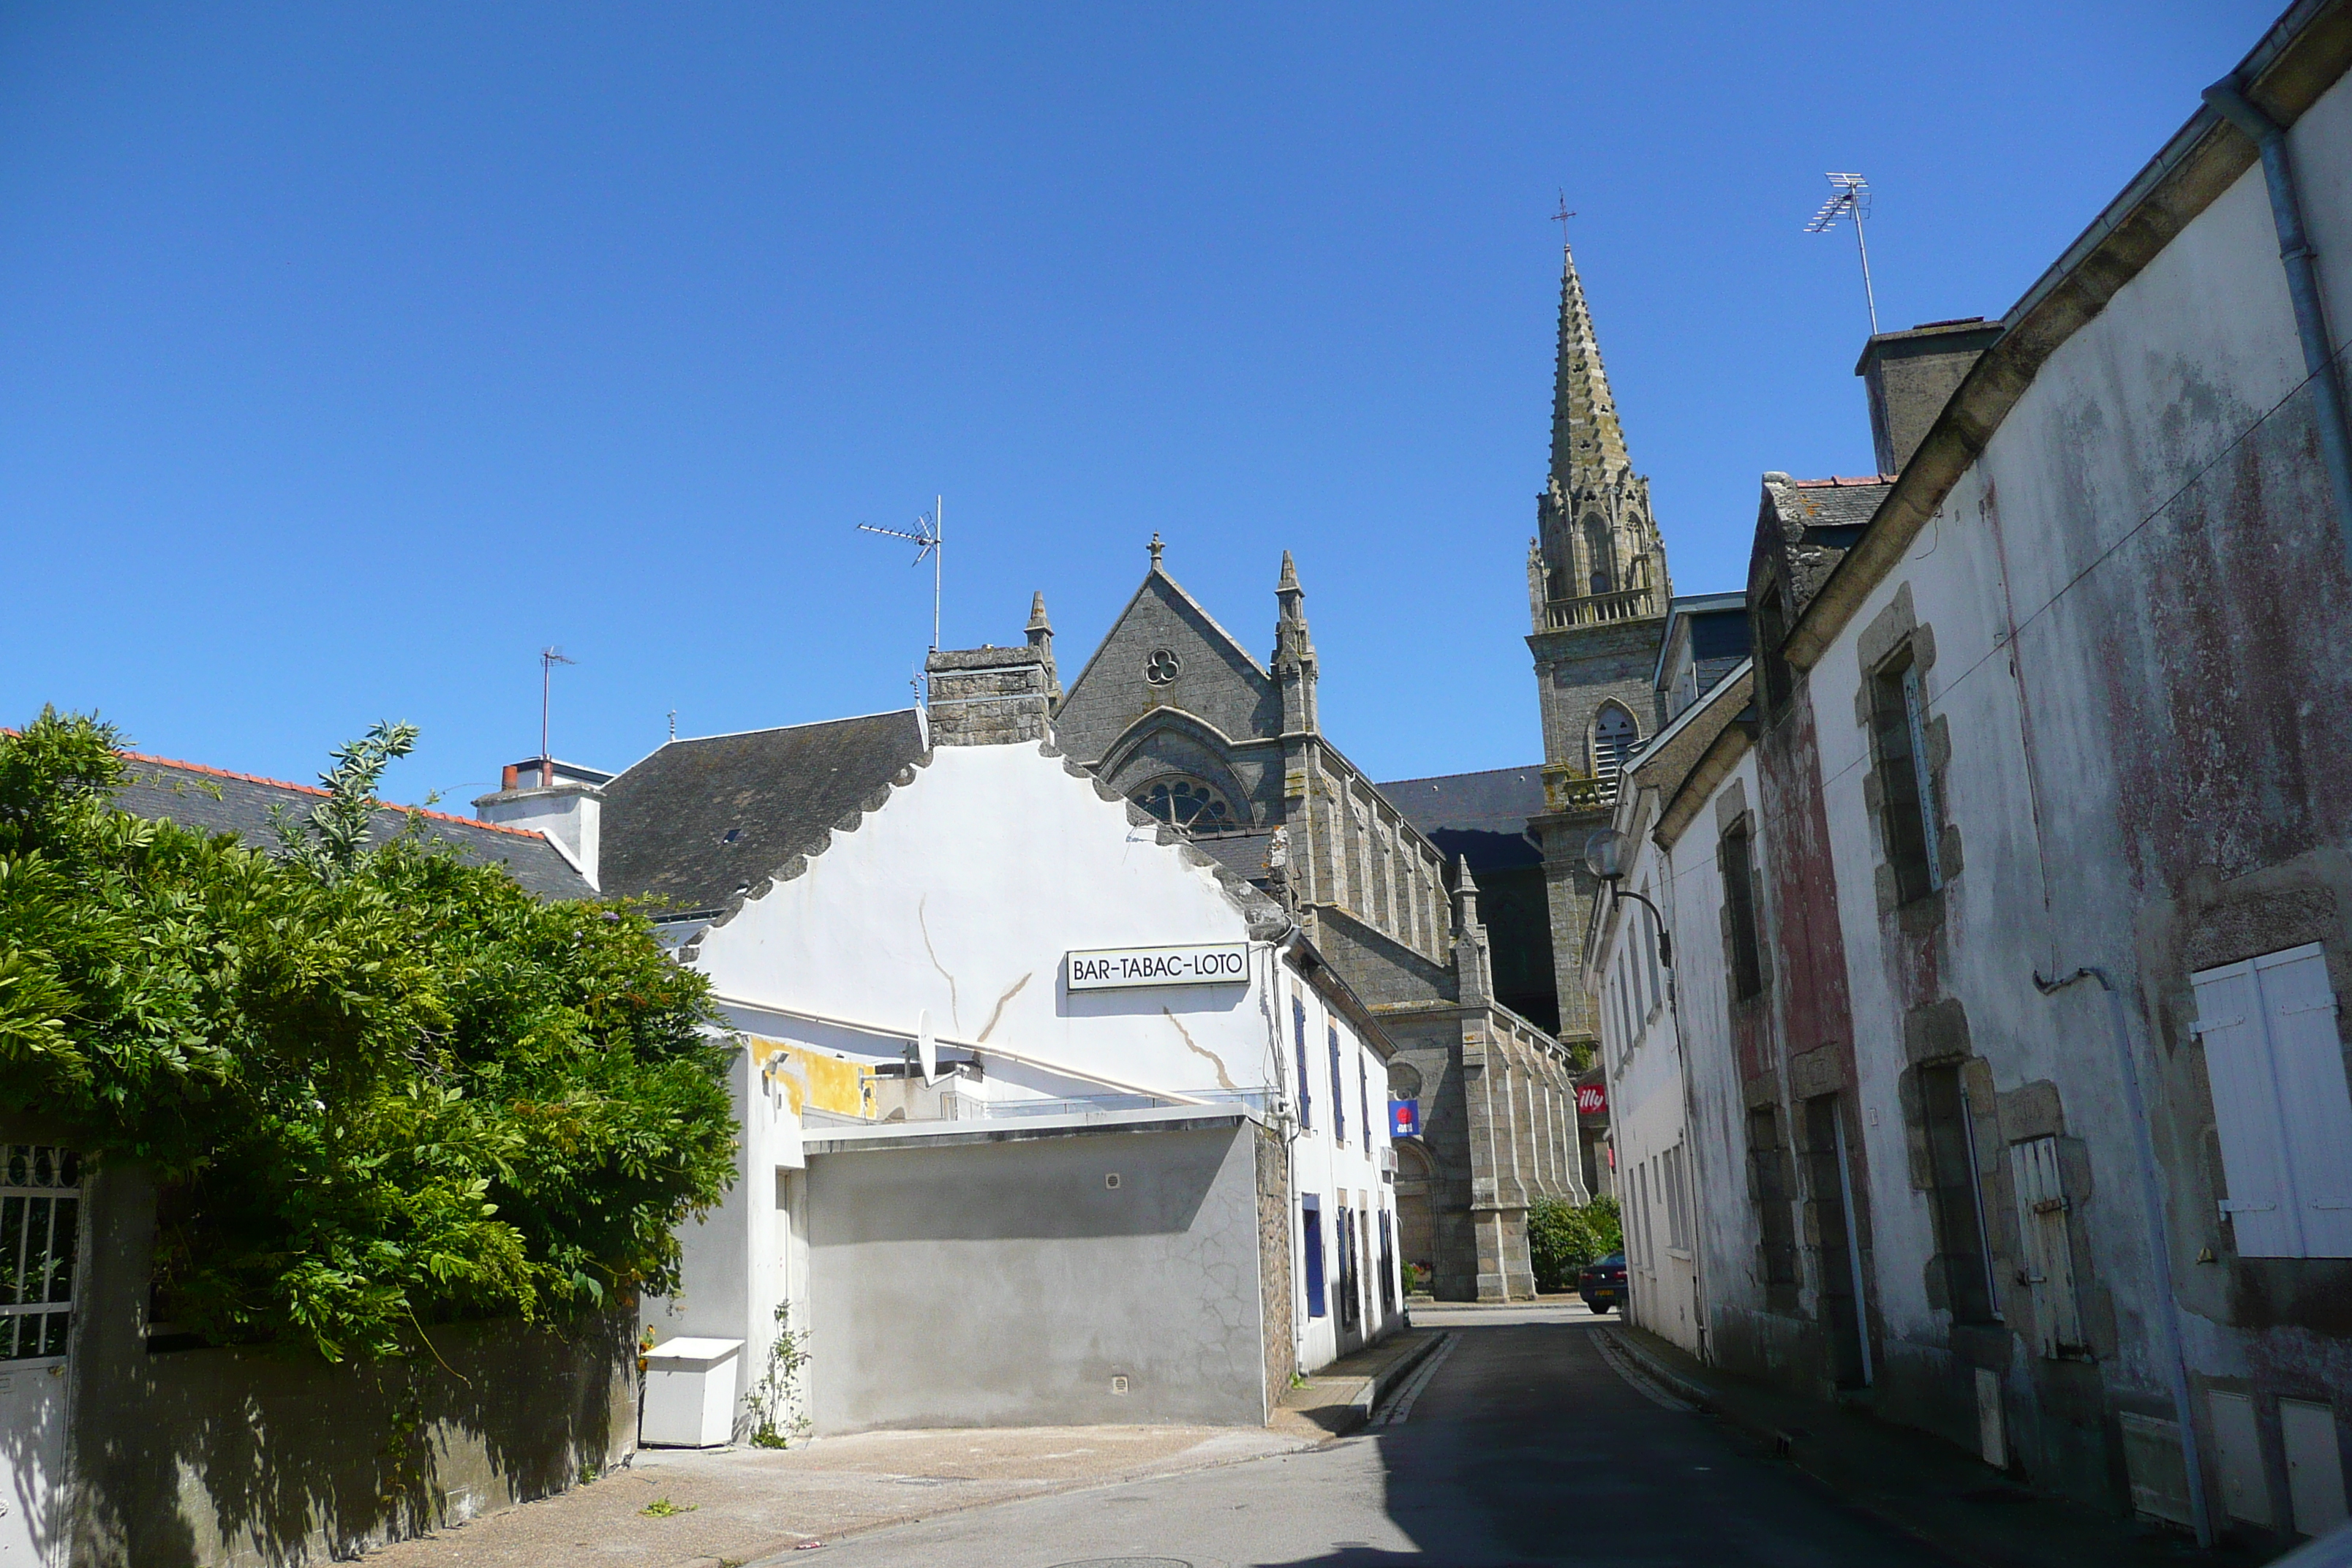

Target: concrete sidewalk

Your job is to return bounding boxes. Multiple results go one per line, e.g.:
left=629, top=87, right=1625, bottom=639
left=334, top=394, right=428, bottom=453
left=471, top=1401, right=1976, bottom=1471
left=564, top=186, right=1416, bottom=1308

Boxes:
left=1604, top=1323, right=2274, bottom=1568
left=1273, top=1325, right=1447, bottom=1436
left=358, top=1424, right=1313, bottom=1567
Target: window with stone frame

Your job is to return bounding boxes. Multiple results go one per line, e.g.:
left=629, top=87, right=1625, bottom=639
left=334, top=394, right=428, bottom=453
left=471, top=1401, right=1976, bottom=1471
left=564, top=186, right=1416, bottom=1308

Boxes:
left=1720, top=820, right=1765, bottom=1001
left=1917, top=1063, right=1999, bottom=1324
left=1746, top=1107, right=1801, bottom=1286
left=1868, top=649, right=1943, bottom=905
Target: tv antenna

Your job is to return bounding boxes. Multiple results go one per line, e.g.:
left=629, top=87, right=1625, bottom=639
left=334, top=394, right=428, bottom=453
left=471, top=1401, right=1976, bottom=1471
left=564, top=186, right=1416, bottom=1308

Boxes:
left=539, top=646, right=575, bottom=774
left=1805, top=172, right=1880, bottom=336
left=859, top=496, right=944, bottom=649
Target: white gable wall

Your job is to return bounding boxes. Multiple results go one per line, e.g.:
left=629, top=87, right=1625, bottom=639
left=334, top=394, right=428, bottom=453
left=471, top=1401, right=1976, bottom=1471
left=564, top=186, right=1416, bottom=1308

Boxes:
left=701, top=744, right=1284, bottom=1101
left=649, top=737, right=1401, bottom=1435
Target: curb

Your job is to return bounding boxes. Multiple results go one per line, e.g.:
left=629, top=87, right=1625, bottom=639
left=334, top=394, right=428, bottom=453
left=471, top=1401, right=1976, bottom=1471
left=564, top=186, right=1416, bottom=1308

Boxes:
left=1602, top=1328, right=1814, bottom=1464
left=1278, top=1327, right=1451, bottom=1439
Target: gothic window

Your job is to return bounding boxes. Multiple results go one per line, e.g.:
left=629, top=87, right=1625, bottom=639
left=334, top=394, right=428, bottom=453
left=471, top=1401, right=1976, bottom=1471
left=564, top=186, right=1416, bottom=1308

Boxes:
left=1584, top=516, right=1614, bottom=595
left=1144, top=648, right=1181, bottom=684
left=1591, top=704, right=1637, bottom=801
left=1132, top=775, right=1239, bottom=835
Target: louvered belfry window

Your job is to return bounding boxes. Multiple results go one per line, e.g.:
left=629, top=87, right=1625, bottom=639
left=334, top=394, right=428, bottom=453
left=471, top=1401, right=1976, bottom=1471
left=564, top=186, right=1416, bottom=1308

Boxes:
left=1593, top=706, right=1637, bottom=804
left=2193, top=943, right=2352, bottom=1259
left=2, top=1145, right=80, bottom=1361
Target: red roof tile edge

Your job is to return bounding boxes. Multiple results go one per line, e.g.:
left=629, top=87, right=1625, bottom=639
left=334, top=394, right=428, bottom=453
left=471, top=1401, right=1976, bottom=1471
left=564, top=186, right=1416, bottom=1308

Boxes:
left=118, top=751, right=547, bottom=840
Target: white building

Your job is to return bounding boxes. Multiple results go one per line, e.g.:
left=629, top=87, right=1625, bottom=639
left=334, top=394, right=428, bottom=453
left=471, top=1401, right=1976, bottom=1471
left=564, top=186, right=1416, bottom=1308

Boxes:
left=1583, top=660, right=1753, bottom=1357
left=480, top=639, right=1407, bottom=1436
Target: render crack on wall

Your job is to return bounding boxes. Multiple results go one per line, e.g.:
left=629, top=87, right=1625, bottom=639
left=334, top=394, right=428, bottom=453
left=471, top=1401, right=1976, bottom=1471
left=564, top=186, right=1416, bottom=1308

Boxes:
left=1163, top=1007, right=1240, bottom=1091
left=916, top=895, right=960, bottom=1030
left=977, top=973, right=1031, bottom=1043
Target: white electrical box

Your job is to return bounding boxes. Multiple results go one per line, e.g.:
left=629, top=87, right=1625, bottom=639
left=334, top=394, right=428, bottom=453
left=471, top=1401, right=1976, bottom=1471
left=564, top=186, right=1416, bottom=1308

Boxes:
left=640, top=1337, right=744, bottom=1448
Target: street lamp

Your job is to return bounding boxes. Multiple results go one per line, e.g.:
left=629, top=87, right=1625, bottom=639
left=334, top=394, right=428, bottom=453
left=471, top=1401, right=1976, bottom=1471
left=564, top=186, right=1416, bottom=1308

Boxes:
left=1583, top=829, right=1670, bottom=968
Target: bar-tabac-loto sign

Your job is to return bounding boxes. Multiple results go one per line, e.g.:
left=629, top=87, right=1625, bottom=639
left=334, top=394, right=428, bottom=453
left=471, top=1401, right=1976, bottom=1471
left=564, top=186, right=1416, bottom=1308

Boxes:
left=1066, top=943, right=1250, bottom=991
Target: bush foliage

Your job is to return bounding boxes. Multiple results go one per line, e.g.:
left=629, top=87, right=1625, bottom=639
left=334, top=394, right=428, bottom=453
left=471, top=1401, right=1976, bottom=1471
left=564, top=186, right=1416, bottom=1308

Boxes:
left=0, top=709, right=738, bottom=1360
left=1528, top=1194, right=1623, bottom=1293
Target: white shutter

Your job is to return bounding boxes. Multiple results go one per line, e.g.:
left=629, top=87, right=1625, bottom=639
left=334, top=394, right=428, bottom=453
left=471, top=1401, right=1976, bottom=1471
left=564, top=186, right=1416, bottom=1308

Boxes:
left=2193, top=959, right=2304, bottom=1257
left=2007, top=1137, right=2082, bottom=1357
left=2254, top=946, right=2352, bottom=1258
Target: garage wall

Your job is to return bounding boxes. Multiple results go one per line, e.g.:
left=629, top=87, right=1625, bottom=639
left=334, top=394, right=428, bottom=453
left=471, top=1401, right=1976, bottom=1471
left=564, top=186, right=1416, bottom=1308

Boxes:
left=804, top=1120, right=1267, bottom=1431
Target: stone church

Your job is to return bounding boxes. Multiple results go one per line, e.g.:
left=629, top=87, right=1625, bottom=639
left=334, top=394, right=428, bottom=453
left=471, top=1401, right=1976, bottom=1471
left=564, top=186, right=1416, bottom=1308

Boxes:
left=1045, top=539, right=1586, bottom=1302
left=1039, top=240, right=1711, bottom=1298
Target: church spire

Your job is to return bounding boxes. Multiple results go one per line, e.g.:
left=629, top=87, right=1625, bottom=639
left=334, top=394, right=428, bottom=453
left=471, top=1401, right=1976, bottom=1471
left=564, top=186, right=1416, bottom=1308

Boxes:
left=1548, top=241, right=1632, bottom=492
left=1530, top=237, right=1668, bottom=634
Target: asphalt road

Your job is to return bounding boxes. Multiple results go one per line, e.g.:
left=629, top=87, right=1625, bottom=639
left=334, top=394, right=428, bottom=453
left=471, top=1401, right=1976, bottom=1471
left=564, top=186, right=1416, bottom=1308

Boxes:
left=777, top=1302, right=1953, bottom=1567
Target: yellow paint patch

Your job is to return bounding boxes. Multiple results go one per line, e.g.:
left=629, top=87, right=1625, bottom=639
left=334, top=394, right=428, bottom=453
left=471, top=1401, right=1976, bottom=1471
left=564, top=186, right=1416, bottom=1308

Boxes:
left=745, top=1036, right=873, bottom=1120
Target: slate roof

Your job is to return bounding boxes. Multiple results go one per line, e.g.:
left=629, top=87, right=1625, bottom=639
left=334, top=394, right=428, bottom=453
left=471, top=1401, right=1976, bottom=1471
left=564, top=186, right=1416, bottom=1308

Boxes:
left=1377, top=766, right=1545, bottom=872
left=114, top=754, right=595, bottom=901
left=1760, top=475, right=1894, bottom=611
left=595, top=709, right=930, bottom=914
left=1186, top=828, right=1277, bottom=884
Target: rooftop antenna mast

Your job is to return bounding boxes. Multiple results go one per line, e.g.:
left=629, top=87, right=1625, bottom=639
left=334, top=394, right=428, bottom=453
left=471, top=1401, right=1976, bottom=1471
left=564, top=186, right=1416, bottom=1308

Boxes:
left=1805, top=172, right=1880, bottom=336
left=859, top=496, right=943, bottom=650
left=539, top=646, right=575, bottom=778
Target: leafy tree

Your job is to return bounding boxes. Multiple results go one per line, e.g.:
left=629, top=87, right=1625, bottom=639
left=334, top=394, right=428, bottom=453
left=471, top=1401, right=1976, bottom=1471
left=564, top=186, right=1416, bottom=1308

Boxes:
left=1528, top=1194, right=1623, bottom=1293
left=268, top=718, right=421, bottom=880
left=0, top=707, right=737, bottom=1361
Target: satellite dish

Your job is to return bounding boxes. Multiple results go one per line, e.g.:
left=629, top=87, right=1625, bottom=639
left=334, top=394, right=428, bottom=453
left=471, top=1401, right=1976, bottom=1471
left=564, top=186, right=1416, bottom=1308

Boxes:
left=917, top=1009, right=937, bottom=1085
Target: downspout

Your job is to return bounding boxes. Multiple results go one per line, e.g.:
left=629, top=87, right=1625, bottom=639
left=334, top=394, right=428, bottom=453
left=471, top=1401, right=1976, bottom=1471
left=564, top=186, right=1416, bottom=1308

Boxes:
left=2203, top=77, right=2352, bottom=576
left=2032, top=966, right=2212, bottom=1548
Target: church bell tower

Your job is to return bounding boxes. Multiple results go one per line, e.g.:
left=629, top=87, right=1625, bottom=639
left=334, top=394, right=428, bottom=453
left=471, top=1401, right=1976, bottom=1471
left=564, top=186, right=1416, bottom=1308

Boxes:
left=1525, top=241, right=1673, bottom=1050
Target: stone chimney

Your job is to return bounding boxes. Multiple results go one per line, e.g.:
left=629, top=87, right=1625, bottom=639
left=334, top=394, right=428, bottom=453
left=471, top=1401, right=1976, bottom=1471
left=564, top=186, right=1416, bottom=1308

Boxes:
left=1856, top=317, right=2003, bottom=475
left=475, top=758, right=609, bottom=889
left=924, top=644, right=1054, bottom=746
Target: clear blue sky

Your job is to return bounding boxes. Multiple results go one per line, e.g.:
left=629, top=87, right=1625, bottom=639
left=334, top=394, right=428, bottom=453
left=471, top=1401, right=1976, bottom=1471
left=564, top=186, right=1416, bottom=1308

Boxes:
left=0, top=1, right=2280, bottom=804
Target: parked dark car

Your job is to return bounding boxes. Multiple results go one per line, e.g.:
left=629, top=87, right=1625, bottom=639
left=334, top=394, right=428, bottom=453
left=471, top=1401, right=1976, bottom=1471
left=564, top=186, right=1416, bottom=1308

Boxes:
left=1578, top=1252, right=1627, bottom=1313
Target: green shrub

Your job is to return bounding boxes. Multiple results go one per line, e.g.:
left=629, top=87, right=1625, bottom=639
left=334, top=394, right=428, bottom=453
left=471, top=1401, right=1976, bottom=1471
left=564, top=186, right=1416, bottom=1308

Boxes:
left=0, top=709, right=739, bottom=1361
left=1528, top=1195, right=1623, bottom=1293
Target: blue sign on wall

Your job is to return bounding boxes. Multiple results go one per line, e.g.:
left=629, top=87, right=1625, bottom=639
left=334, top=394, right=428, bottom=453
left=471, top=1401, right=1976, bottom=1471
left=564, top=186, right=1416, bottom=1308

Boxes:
left=1390, top=1098, right=1421, bottom=1138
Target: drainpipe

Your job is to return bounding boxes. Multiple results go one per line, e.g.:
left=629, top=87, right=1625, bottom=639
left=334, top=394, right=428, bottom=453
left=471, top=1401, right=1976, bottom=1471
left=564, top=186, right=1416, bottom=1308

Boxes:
left=2204, top=76, right=2352, bottom=578
left=2032, top=966, right=2212, bottom=1548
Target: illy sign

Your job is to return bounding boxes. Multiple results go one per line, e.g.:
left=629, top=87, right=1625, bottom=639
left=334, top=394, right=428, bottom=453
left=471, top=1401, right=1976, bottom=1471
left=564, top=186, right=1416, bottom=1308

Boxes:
left=1576, top=1083, right=1609, bottom=1116
left=1066, top=943, right=1251, bottom=992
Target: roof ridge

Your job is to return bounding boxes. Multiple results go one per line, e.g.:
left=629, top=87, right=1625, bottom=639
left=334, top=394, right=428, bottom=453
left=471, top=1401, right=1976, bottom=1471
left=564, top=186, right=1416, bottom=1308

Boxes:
left=1789, top=474, right=1899, bottom=489
left=119, top=751, right=546, bottom=840
left=1378, top=765, right=1542, bottom=788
